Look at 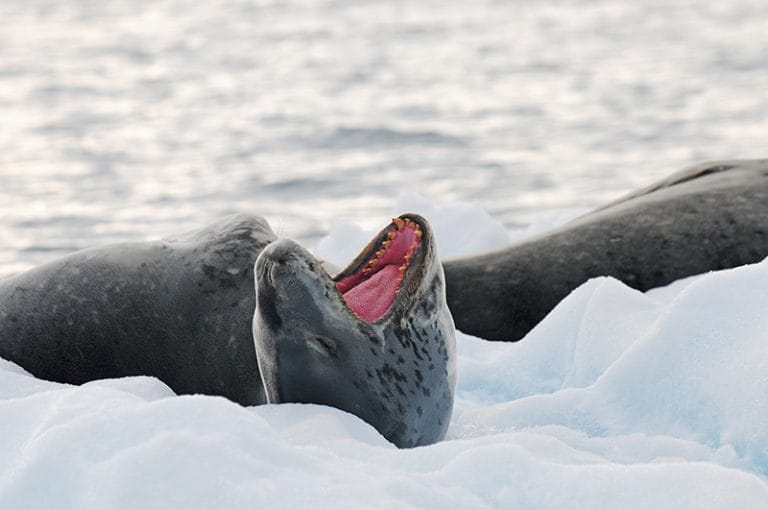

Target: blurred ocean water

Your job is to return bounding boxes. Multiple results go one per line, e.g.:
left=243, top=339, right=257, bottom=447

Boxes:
left=1, top=0, right=767, bottom=275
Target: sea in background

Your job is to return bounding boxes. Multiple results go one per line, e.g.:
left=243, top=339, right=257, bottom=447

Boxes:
left=1, top=0, right=767, bottom=275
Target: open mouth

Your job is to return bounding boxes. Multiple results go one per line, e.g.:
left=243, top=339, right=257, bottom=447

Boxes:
left=334, top=217, right=423, bottom=322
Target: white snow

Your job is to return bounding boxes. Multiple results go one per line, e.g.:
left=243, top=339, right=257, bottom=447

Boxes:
left=2, top=197, right=767, bottom=509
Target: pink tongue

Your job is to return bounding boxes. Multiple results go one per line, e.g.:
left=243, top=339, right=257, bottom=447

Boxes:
left=340, top=265, right=400, bottom=322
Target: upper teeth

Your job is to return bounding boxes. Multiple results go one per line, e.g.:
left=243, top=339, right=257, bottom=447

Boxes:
left=358, top=218, right=423, bottom=290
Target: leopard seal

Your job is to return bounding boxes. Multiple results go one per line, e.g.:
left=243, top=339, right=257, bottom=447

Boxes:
left=443, top=159, right=768, bottom=341
left=254, top=214, right=456, bottom=448
left=0, top=213, right=455, bottom=448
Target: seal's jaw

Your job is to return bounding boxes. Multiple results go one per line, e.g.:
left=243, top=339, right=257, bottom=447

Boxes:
left=334, top=216, right=424, bottom=323
left=254, top=214, right=428, bottom=328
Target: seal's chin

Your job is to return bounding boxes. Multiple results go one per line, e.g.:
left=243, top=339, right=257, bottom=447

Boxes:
left=334, top=217, right=423, bottom=323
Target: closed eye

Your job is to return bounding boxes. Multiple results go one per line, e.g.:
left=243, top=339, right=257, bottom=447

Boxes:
left=306, top=336, right=337, bottom=358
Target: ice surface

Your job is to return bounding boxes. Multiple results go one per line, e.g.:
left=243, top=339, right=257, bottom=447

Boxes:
left=2, top=197, right=768, bottom=509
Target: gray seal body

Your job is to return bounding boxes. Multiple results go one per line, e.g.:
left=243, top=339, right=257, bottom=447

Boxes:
left=443, top=159, right=768, bottom=341
left=0, top=214, right=276, bottom=405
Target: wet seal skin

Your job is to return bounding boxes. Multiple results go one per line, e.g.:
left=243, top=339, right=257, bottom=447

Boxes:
left=443, top=159, right=768, bottom=341
left=0, top=213, right=456, bottom=448
left=0, top=214, right=276, bottom=405
left=254, top=214, right=456, bottom=448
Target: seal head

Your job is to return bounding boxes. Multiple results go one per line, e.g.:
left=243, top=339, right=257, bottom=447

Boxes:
left=253, top=214, right=456, bottom=448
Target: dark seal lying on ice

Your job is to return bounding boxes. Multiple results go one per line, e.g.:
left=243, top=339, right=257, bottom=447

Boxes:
left=0, top=213, right=455, bottom=448
left=443, top=159, right=768, bottom=341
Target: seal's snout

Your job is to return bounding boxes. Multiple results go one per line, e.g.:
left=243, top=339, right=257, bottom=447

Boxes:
left=256, top=238, right=311, bottom=285
left=262, top=238, right=302, bottom=265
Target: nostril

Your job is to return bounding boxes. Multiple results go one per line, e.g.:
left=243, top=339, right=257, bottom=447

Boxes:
left=268, top=263, right=280, bottom=286
left=255, top=258, right=277, bottom=287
